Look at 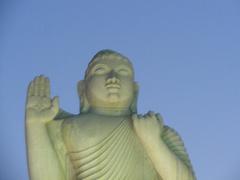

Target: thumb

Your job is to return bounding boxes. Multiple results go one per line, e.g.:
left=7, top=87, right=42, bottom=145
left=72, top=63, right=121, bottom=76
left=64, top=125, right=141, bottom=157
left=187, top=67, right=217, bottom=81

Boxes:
left=51, top=96, right=59, bottom=114
left=156, top=113, right=164, bottom=129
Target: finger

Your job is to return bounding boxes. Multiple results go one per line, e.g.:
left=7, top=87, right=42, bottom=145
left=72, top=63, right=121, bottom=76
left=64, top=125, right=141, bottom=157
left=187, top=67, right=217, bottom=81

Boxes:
left=143, top=113, right=151, bottom=118
left=33, top=76, right=40, bottom=96
left=156, top=113, right=164, bottom=124
left=51, top=96, right=59, bottom=115
left=143, top=114, right=148, bottom=118
left=148, top=111, right=155, bottom=117
left=39, top=75, right=45, bottom=97
left=44, top=77, right=50, bottom=97
left=27, top=81, right=34, bottom=97
left=156, top=113, right=162, bottom=120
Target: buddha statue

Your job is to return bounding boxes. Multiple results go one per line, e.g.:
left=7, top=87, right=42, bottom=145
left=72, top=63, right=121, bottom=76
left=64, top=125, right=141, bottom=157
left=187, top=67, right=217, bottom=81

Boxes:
left=25, top=50, right=195, bottom=180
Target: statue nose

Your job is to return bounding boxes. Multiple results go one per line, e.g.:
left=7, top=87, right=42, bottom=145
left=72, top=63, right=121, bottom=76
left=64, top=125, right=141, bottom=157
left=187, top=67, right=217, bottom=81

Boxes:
left=110, top=76, right=119, bottom=83
left=106, top=71, right=120, bottom=84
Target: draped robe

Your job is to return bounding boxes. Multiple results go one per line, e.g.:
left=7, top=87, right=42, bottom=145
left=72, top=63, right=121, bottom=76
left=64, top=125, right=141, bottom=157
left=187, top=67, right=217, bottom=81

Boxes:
left=47, top=112, right=194, bottom=180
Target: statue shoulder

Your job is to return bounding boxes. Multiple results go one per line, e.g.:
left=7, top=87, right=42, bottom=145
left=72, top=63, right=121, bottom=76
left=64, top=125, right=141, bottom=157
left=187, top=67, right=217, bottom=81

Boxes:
left=162, top=125, right=195, bottom=175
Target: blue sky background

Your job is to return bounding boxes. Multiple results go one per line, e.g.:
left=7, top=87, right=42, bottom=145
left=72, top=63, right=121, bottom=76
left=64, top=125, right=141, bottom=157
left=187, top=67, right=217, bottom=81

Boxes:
left=1, top=0, right=240, bottom=179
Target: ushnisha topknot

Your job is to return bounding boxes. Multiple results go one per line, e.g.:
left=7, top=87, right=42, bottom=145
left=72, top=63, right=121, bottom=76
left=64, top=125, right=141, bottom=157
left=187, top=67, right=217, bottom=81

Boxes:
left=85, top=49, right=133, bottom=79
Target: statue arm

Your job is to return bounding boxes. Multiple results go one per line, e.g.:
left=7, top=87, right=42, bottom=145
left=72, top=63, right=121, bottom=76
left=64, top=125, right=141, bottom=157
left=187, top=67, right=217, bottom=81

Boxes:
left=133, top=112, right=195, bottom=180
left=25, top=76, right=65, bottom=180
left=161, top=126, right=195, bottom=179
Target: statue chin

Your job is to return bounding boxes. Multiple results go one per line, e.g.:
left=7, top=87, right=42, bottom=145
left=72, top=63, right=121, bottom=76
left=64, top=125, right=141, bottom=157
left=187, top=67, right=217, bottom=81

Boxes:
left=107, top=93, right=120, bottom=103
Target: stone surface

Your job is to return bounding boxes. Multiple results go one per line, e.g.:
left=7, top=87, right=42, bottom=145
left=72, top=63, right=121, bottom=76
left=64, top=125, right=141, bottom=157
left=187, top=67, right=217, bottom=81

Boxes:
left=25, top=50, right=195, bottom=180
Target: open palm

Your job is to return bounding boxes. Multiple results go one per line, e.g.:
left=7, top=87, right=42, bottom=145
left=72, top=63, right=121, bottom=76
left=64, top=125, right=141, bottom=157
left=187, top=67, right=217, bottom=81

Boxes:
left=26, top=75, right=59, bottom=123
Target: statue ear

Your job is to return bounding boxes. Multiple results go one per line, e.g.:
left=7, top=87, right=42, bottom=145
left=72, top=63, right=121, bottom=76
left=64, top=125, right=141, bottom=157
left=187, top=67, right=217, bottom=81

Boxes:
left=77, top=80, right=90, bottom=113
left=130, top=82, right=139, bottom=114
left=77, top=80, right=84, bottom=96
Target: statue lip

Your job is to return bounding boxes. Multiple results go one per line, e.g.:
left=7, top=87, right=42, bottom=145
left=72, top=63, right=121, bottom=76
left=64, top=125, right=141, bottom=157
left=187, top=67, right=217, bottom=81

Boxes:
left=105, top=83, right=121, bottom=89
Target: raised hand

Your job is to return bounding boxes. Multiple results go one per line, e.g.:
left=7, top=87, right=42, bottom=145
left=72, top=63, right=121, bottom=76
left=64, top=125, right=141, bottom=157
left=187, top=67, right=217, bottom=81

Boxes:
left=26, top=75, right=59, bottom=124
left=132, top=111, right=164, bottom=146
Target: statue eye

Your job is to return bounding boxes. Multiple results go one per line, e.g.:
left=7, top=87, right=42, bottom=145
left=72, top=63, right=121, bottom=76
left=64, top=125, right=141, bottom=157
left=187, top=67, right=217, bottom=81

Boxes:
left=94, top=67, right=107, bottom=74
left=118, top=69, right=130, bottom=76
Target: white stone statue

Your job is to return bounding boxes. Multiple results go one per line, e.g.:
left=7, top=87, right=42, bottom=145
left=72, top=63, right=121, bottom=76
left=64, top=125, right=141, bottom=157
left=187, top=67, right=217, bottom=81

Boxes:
left=25, top=50, right=195, bottom=180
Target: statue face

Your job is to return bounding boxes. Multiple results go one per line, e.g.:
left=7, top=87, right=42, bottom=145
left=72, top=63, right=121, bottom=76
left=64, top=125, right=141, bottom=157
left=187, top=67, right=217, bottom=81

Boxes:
left=85, top=58, right=135, bottom=110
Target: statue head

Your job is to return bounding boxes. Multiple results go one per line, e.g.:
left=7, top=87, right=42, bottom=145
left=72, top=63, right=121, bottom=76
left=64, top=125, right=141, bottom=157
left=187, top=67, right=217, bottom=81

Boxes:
left=78, top=49, right=139, bottom=115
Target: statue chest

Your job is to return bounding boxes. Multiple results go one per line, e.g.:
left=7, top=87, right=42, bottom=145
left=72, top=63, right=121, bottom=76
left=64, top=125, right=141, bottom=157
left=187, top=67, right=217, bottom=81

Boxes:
left=62, top=115, right=128, bottom=152
left=61, top=115, right=159, bottom=180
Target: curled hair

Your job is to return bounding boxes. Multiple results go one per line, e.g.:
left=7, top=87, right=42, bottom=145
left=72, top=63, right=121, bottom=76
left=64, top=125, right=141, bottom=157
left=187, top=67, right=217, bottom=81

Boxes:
left=84, top=49, right=133, bottom=79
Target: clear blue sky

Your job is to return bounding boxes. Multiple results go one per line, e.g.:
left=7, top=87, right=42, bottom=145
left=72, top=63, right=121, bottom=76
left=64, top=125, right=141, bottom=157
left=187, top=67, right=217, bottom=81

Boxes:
left=1, top=0, right=240, bottom=179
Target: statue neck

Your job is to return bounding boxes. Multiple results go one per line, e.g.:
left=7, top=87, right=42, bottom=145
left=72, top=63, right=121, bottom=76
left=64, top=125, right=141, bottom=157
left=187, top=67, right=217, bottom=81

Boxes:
left=89, top=106, right=131, bottom=116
